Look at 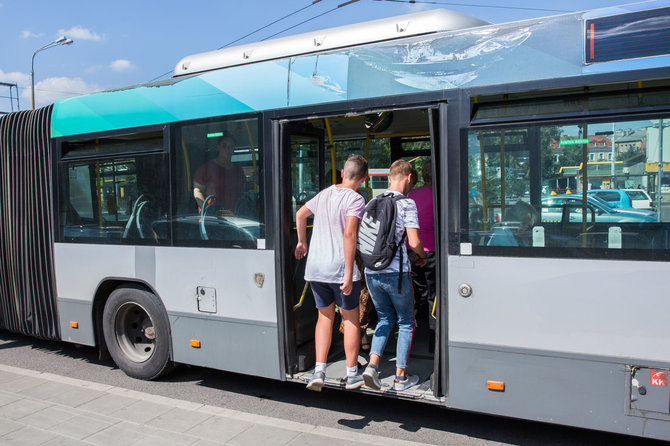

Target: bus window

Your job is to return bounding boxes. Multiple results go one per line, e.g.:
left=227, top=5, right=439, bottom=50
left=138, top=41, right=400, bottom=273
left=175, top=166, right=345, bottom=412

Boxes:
left=60, top=132, right=168, bottom=244
left=174, top=116, right=263, bottom=247
left=61, top=155, right=169, bottom=243
left=465, top=117, right=669, bottom=257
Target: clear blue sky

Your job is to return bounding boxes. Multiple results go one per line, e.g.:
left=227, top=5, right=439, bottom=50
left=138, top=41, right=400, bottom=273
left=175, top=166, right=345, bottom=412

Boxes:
left=0, top=0, right=634, bottom=111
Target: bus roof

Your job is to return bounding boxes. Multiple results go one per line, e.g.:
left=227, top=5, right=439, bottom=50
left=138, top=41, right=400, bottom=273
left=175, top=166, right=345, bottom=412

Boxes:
left=173, top=9, right=489, bottom=77
left=51, top=1, right=670, bottom=138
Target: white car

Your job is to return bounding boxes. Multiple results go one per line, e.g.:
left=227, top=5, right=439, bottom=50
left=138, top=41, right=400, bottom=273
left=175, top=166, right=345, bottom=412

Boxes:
left=623, top=189, right=654, bottom=210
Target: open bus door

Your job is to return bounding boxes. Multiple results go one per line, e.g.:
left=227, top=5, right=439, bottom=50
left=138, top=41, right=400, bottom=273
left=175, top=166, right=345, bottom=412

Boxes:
left=277, top=106, right=445, bottom=401
left=279, top=123, right=325, bottom=375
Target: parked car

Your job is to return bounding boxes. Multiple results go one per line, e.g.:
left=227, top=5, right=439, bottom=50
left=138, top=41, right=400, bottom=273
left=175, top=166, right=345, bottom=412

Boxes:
left=623, top=189, right=655, bottom=210
left=586, top=189, right=654, bottom=211
left=541, top=195, right=657, bottom=223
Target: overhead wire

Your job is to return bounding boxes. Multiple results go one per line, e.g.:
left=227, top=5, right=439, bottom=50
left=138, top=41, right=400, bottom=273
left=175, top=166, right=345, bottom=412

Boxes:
left=147, top=0, right=358, bottom=82
left=219, top=0, right=322, bottom=49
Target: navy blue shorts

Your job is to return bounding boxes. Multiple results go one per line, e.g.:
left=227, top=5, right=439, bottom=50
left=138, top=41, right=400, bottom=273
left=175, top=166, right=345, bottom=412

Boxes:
left=310, top=281, right=361, bottom=311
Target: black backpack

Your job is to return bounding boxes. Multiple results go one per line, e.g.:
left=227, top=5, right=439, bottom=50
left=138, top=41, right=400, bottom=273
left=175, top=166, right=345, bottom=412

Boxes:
left=357, top=192, right=407, bottom=291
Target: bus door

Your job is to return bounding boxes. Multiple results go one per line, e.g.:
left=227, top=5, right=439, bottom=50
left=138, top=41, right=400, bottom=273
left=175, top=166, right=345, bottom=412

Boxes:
left=279, top=124, right=325, bottom=374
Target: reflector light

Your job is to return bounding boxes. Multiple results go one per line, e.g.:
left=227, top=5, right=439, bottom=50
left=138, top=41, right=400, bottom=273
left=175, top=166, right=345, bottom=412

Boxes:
left=190, top=340, right=201, bottom=348
left=487, top=380, right=505, bottom=391
left=69, top=321, right=79, bottom=328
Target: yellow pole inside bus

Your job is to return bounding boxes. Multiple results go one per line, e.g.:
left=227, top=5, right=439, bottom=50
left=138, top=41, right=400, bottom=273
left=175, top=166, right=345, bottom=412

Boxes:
left=324, top=118, right=336, bottom=184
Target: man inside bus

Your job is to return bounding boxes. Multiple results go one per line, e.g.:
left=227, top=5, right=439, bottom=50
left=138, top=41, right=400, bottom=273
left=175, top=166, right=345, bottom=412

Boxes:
left=295, top=154, right=368, bottom=392
left=193, top=132, right=245, bottom=212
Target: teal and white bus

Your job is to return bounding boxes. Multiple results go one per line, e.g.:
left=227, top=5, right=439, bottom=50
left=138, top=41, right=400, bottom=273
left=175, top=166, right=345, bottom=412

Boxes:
left=2, top=1, right=670, bottom=440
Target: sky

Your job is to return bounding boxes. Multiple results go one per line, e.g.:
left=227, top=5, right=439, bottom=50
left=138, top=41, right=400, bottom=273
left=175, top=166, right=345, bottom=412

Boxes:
left=0, top=0, right=641, bottom=112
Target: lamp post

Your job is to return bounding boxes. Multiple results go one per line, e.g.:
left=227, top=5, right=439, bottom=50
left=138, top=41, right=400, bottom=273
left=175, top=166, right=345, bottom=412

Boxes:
left=31, top=36, right=73, bottom=109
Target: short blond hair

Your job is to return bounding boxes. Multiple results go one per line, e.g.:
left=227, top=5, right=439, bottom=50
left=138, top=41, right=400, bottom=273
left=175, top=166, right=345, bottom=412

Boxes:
left=389, top=159, right=417, bottom=185
left=343, top=154, right=368, bottom=181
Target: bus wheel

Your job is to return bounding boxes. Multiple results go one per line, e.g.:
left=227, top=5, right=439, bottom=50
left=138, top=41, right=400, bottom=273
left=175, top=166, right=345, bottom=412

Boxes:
left=102, top=285, right=172, bottom=380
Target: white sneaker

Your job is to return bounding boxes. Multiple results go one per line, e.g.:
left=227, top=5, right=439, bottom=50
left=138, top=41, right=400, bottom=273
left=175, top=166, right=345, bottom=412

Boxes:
left=306, top=371, right=325, bottom=391
left=393, top=374, right=419, bottom=391
left=362, top=366, right=381, bottom=390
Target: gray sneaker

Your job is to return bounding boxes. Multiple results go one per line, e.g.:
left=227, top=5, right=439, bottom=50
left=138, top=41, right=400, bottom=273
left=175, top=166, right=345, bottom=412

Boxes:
left=362, top=366, right=382, bottom=390
left=393, top=374, right=419, bottom=391
left=345, top=374, right=364, bottom=390
left=306, top=371, right=325, bottom=391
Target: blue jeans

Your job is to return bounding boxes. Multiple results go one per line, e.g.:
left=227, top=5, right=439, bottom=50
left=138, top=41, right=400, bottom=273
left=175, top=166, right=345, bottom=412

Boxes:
left=365, top=272, right=415, bottom=370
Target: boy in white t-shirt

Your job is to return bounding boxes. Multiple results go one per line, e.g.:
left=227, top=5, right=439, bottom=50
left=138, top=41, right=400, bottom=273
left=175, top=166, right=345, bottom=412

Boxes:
left=295, top=154, right=368, bottom=391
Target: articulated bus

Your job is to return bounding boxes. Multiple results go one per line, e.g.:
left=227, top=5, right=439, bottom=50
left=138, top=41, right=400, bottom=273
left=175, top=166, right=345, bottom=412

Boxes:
left=3, top=1, right=670, bottom=440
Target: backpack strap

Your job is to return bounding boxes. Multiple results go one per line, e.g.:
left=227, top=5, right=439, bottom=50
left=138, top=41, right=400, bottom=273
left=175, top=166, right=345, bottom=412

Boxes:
left=397, top=229, right=407, bottom=293
left=391, top=194, right=407, bottom=293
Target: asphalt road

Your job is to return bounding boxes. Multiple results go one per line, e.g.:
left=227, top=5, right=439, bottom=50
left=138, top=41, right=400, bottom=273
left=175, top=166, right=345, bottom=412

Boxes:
left=0, top=331, right=664, bottom=446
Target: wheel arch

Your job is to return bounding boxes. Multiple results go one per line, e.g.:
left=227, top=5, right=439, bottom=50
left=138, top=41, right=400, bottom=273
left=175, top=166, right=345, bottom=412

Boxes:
left=92, top=277, right=173, bottom=360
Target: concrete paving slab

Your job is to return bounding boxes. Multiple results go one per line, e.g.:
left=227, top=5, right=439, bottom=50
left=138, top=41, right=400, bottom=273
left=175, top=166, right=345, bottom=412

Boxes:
left=0, top=364, right=427, bottom=446
left=17, top=381, right=70, bottom=400
left=86, top=421, right=153, bottom=446
left=0, top=391, right=20, bottom=407
left=227, top=423, right=301, bottom=446
left=77, top=393, right=138, bottom=416
left=0, top=425, right=57, bottom=446
left=42, top=436, right=92, bottom=446
left=146, top=406, right=213, bottom=433
left=0, top=398, right=50, bottom=421
left=49, top=413, right=115, bottom=440
left=108, top=399, right=172, bottom=424
left=0, top=418, right=23, bottom=436
left=18, top=405, right=75, bottom=429
left=43, top=384, right=105, bottom=408
left=0, top=370, right=27, bottom=385
left=286, top=432, right=359, bottom=446
left=184, top=415, right=253, bottom=443
left=137, top=433, right=200, bottom=446
left=0, top=376, right=46, bottom=393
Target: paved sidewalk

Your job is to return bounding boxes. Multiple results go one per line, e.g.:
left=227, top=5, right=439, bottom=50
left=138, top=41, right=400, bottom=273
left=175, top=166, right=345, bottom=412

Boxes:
left=0, top=364, right=425, bottom=446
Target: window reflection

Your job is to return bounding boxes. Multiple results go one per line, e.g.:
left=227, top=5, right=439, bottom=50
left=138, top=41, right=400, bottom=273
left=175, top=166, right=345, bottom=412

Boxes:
left=466, top=117, right=670, bottom=255
left=61, top=154, right=169, bottom=244
left=174, top=117, right=263, bottom=247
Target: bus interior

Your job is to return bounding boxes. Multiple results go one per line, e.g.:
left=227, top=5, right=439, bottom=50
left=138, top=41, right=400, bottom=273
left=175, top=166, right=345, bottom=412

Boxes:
left=282, top=106, right=441, bottom=399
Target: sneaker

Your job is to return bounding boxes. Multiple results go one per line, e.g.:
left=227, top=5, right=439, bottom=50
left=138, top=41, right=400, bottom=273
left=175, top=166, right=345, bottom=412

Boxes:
left=393, top=374, right=419, bottom=391
left=345, top=374, right=364, bottom=390
left=362, top=366, right=382, bottom=390
left=306, top=371, right=325, bottom=392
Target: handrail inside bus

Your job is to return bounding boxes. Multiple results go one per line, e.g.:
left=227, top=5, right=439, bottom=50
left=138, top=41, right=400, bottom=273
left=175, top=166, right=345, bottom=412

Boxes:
left=293, top=282, right=310, bottom=311
left=324, top=118, right=336, bottom=185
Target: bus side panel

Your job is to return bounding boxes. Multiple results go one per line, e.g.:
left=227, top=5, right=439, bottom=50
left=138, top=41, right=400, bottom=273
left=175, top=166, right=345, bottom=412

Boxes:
left=446, top=345, right=670, bottom=439
left=156, top=247, right=280, bottom=379
left=55, top=243, right=136, bottom=345
left=55, top=243, right=281, bottom=378
left=446, top=255, right=670, bottom=438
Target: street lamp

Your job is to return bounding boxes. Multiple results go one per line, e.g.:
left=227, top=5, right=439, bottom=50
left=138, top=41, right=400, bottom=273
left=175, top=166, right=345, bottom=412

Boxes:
left=31, top=36, right=73, bottom=109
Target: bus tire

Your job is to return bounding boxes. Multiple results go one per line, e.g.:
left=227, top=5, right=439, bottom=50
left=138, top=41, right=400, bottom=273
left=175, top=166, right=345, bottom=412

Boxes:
left=102, top=285, right=172, bottom=380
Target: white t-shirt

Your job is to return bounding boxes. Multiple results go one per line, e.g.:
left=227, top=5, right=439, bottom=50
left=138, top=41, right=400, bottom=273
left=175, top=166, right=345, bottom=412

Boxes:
left=365, top=191, right=419, bottom=275
left=304, top=185, right=365, bottom=283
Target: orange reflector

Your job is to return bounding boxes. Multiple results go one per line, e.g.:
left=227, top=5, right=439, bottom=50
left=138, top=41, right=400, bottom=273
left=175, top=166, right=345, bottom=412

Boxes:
left=190, top=340, right=201, bottom=348
left=487, top=380, right=505, bottom=391
left=69, top=321, right=79, bottom=329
